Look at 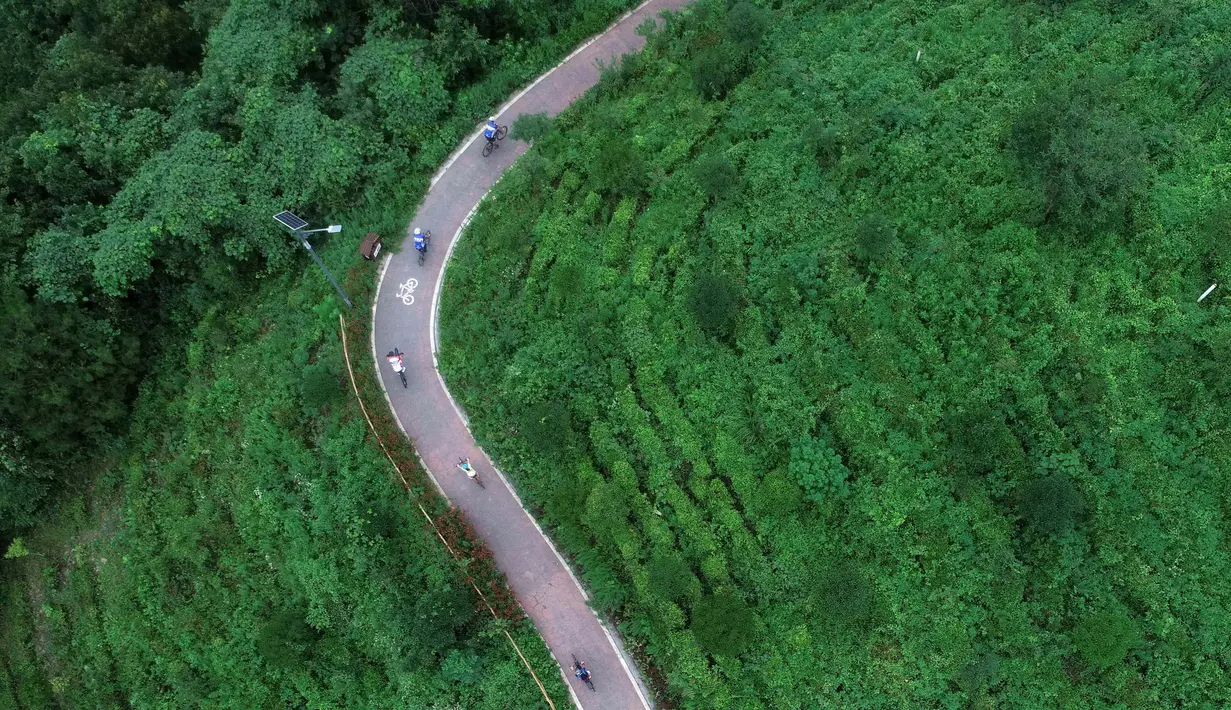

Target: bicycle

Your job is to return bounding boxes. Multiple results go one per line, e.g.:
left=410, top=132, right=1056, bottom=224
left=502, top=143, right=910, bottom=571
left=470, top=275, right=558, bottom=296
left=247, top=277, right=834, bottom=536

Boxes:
left=458, top=457, right=484, bottom=489
left=481, top=125, right=508, bottom=157
left=386, top=349, right=407, bottom=388
left=415, top=230, right=432, bottom=266
left=571, top=655, right=594, bottom=692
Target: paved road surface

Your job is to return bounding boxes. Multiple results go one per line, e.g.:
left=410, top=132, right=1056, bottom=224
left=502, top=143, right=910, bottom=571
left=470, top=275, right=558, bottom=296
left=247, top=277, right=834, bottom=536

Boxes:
left=371, top=1, right=690, bottom=707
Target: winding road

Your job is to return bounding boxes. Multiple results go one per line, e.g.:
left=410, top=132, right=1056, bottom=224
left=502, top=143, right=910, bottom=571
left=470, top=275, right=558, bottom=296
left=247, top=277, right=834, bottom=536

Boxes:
left=370, top=2, right=689, bottom=708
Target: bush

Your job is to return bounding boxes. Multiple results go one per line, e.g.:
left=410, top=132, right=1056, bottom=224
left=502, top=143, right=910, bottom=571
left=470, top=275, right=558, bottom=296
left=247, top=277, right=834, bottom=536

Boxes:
left=689, top=271, right=740, bottom=335
left=1073, top=609, right=1142, bottom=670
left=756, top=468, right=803, bottom=517
left=805, top=120, right=843, bottom=169
left=512, top=112, right=554, bottom=142
left=694, top=153, right=740, bottom=201
left=726, top=2, right=769, bottom=50
left=521, top=400, right=573, bottom=456
left=592, top=137, right=647, bottom=198
left=256, top=608, right=320, bottom=670
left=647, top=552, right=696, bottom=602
left=1015, top=474, right=1085, bottom=535
left=691, top=592, right=757, bottom=656
left=300, top=362, right=338, bottom=410
left=692, top=47, right=738, bottom=100
left=1011, top=90, right=1148, bottom=232
left=814, top=562, right=874, bottom=633
left=854, top=212, right=898, bottom=263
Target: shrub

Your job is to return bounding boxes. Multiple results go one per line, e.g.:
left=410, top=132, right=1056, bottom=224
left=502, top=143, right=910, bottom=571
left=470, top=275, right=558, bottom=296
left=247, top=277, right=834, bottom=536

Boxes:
left=726, top=2, right=769, bottom=50
left=521, top=400, right=573, bottom=456
left=756, top=468, right=803, bottom=517
left=1203, top=51, right=1231, bottom=100
left=300, top=362, right=338, bottom=410
left=591, top=137, right=647, bottom=198
left=548, top=260, right=585, bottom=309
left=512, top=112, right=553, bottom=142
left=814, top=562, right=874, bottom=633
left=854, top=212, right=898, bottom=263
left=689, top=271, right=740, bottom=335
left=1011, top=90, right=1148, bottom=232
left=1015, top=474, right=1085, bottom=535
left=647, top=552, right=696, bottom=602
left=694, top=153, right=739, bottom=201
left=256, top=609, right=320, bottom=670
left=691, top=592, right=757, bottom=656
left=692, top=47, right=737, bottom=100
left=1074, top=609, right=1142, bottom=670
left=805, top=120, right=843, bottom=169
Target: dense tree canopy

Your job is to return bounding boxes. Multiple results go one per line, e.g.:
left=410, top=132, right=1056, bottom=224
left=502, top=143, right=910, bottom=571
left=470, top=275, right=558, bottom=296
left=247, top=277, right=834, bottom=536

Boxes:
left=1, top=0, right=641, bottom=706
left=0, top=0, right=642, bottom=535
left=440, top=0, right=1231, bottom=706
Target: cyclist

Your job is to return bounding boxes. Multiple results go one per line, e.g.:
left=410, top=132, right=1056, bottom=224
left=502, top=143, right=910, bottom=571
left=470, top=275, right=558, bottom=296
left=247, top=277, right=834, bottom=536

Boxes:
left=386, top=350, right=405, bottom=374
left=457, top=457, right=477, bottom=481
left=574, top=660, right=591, bottom=683
left=413, top=227, right=428, bottom=253
left=483, top=117, right=499, bottom=144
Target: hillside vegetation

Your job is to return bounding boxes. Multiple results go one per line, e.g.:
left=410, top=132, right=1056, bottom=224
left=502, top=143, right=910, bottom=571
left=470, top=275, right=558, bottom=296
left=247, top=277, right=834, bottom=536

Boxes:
left=2, top=0, right=642, bottom=706
left=0, top=0, right=640, bottom=535
left=440, top=0, right=1231, bottom=707
left=2, top=251, right=569, bottom=709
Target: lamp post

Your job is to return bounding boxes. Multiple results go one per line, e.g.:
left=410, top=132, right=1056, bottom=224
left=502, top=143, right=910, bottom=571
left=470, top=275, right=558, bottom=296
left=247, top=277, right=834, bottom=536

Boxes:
left=273, top=211, right=352, bottom=308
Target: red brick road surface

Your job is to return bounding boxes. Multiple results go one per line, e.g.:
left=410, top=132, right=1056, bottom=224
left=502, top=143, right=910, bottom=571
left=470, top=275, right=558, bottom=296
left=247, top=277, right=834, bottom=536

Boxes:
left=371, top=2, right=691, bottom=707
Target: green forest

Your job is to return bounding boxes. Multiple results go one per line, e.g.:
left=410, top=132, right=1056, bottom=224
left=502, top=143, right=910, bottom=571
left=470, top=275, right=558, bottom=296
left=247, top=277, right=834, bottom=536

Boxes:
left=438, top=0, right=1231, bottom=707
left=0, top=0, right=638, bottom=706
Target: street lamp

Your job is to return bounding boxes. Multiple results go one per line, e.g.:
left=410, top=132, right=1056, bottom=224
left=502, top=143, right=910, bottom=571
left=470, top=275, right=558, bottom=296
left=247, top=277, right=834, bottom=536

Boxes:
left=273, top=211, right=352, bottom=308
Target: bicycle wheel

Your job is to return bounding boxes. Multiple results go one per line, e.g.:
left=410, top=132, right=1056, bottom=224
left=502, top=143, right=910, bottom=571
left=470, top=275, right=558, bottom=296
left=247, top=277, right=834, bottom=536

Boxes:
left=495, top=125, right=508, bottom=140
left=482, top=140, right=494, bottom=157
left=399, top=371, right=407, bottom=388
left=475, top=476, right=485, bottom=489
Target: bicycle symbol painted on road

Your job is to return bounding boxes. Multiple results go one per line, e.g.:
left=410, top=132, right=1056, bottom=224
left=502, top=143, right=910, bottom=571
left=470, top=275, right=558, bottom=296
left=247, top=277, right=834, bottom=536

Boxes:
left=397, top=278, right=419, bottom=305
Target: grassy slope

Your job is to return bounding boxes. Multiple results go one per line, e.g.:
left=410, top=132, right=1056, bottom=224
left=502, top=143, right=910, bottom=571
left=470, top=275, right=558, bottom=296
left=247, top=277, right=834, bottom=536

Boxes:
left=439, top=1, right=1231, bottom=708
left=1, top=208, right=568, bottom=708
left=1, top=2, right=667, bottom=707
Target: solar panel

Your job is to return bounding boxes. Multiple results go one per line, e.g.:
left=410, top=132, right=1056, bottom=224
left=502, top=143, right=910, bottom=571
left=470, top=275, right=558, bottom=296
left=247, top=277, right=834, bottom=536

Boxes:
left=273, top=211, right=308, bottom=231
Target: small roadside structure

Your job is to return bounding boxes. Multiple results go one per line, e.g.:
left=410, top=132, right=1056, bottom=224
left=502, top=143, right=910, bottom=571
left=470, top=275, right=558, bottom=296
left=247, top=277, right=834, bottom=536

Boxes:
left=359, top=232, right=383, bottom=260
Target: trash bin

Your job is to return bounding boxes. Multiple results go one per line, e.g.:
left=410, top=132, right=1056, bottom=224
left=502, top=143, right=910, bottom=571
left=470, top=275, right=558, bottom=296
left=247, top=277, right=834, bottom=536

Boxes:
left=359, top=232, right=383, bottom=260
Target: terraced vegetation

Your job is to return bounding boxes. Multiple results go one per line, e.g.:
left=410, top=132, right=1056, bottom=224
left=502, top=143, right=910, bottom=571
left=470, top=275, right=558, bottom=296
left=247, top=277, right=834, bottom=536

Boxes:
left=440, top=1, right=1231, bottom=707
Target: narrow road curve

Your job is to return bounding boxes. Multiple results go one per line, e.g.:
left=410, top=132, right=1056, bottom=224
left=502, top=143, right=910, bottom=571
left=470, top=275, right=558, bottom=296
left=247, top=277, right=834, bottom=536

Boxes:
left=371, top=2, right=689, bottom=708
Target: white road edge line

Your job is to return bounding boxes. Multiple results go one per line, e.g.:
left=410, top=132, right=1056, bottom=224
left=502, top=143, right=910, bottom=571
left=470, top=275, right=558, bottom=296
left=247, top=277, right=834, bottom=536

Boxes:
left=372, top=2, right=668, bottom=708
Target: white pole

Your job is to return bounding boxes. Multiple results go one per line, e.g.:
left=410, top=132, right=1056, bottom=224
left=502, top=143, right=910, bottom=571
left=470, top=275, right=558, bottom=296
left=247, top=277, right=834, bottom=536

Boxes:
left=1199, top=284, right=1217, bottom=302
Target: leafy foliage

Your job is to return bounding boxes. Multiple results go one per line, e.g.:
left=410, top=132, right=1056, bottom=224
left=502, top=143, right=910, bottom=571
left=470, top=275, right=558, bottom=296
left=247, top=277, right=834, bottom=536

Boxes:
left=1073, top=608, right=1143, bottom=671
left=690, top=592, right=756, bottom=656
left=439, top=0, right=1231, bottom=706
left=689, top=271, right=740, bottom=335
left=1016, top=474, right=1085, bottom=536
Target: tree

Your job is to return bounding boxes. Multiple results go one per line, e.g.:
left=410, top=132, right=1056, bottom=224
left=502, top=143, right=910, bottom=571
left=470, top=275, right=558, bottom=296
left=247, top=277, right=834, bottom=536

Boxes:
left=726, top=2, right=769, bottom=51
left=694, top=153, right=739, bottom=201
left=689, top=271, right=740, bottom=336
left=692, top=47, right=738, bottom=100
left=256, top=608, right=320, bottom=670
left=512, top=112, right=554, bottom=143
left=1073, top=609, right=1142, bottom=670
left=691, top=592, right=757, bottom=656
left=521, top=400, right=573, bottom=456
left=1015, top=474, right=1085, bottom=535
left=1011, top=88, right=1148, bottom=232
left=591, top=136, right=647, bottom=198
left=854, top=212, right=897, bottom=264
left=647, top=552, right=697, bottom=602
left=813, top=562, right=874, bottom=634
